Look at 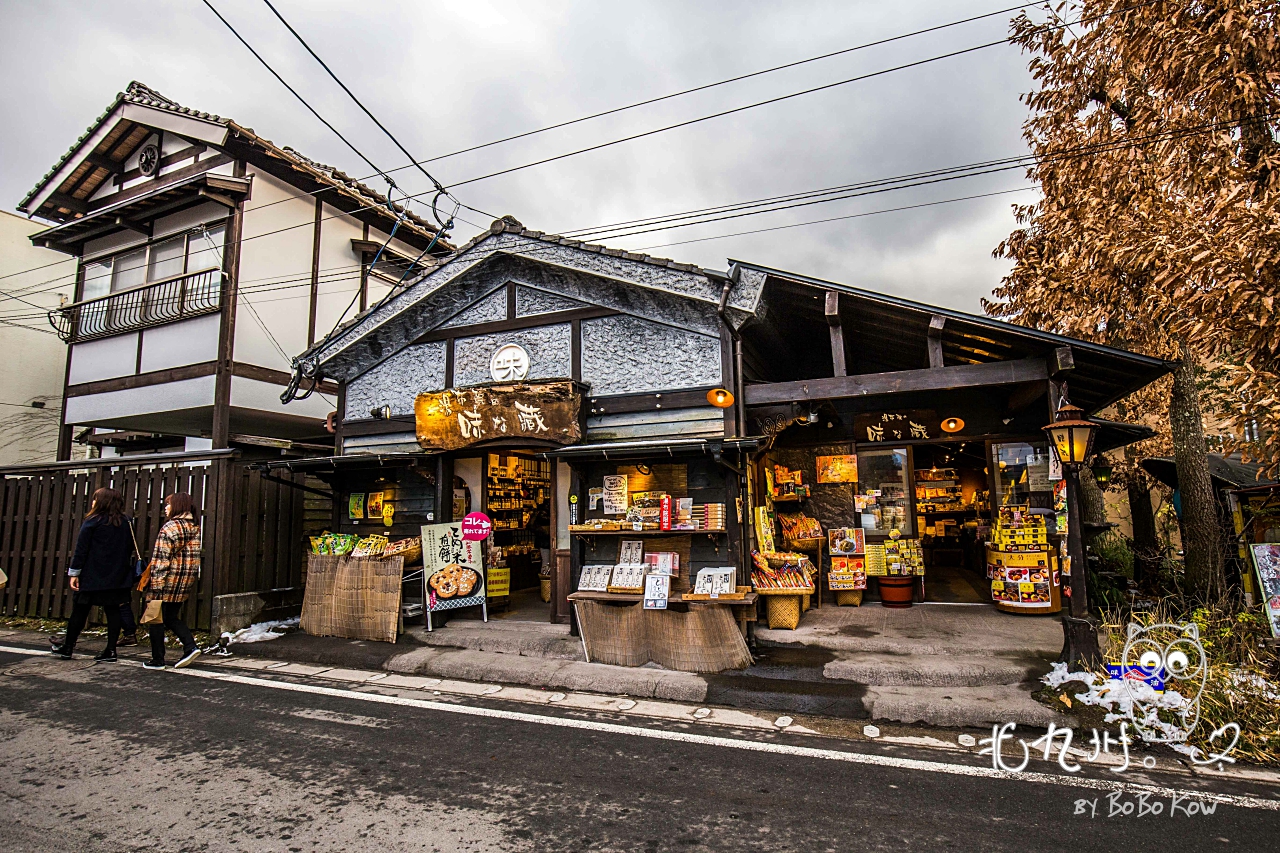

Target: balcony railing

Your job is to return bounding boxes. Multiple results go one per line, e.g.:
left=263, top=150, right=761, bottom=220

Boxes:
left=50, top=267, right=223, bottom=343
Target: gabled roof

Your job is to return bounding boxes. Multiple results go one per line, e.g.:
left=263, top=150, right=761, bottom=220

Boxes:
left=732, top=259, right=1172, bottom=414
left=19, top=82, right=450, bottom=250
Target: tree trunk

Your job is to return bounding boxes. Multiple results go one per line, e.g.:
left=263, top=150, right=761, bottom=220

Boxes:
left=1168, top=345, right=1225, bottom=599
left=1127, top=475, right=1160, bottom=588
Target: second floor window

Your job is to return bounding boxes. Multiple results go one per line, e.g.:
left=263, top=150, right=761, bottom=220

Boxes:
left=79, top=224, right=226, bottom=303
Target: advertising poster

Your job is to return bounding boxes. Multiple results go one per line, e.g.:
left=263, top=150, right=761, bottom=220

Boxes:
left=816, top=454, right=859, bottom=484
left=420, top=522, right=485, bottom=611
left=366, top=491, right=384, bottom=519
left=828, top=527, right=865, bottom=556
left=1250, top=544, right=1280, bottom=638
left=828, top=556, right=866, bottom=590
left=602, top=475, right=629, bottom=515
left=348, top=493, right=365, bottom=520
left=643, top=574, right=671, bottom=610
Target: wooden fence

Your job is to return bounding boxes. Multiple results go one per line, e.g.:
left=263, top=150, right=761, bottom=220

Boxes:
left=0, top=453, right=328, bottom=630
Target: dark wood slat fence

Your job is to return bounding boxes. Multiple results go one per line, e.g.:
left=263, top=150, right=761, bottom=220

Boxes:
left=0, top=457, right=321, bottom=630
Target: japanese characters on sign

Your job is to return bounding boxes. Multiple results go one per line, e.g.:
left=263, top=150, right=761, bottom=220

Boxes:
left=461, top=512, right=492, bottom=542
left=414, top=381, right=581, bottom=451
left=853, top=409, right=937, bottom=443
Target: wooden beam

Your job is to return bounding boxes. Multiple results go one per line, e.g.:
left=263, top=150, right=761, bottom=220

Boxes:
left=232, top=362, right=338, bottom=396
left=743, top=358, right=1050, bottom=406
left=825, top=291, right=846, bottom=377
left=84, top=152, right=123, bottom=173
left=65, top=361, right=218, bottom=398
left=927, top=314, right=946, bottom=368
left=308, top=196, right=322, bottom=345
left=114, top=215, right=150, bottom=237
left=198, top=188, right=238, bottom=209
left=588, top=387, right=719, bottom=415
left=46, top=191, right=88, bottom=214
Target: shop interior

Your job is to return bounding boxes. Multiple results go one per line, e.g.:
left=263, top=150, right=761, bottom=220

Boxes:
left=452, top=451, right=554, bottom=620
left=756, top=435, right=1063, bottom=611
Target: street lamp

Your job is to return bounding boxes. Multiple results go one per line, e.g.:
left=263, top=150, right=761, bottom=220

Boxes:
left=1043, top=401, right=1101, bottom=667
left=1092, top=460, right=1113, bottom=487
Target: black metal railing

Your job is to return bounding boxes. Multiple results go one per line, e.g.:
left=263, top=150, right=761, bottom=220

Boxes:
left=50, top=267, right=222, bottom=343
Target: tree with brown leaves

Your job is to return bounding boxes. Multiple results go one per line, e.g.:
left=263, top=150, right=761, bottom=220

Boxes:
left=989, top=1, right=1280, bottom=599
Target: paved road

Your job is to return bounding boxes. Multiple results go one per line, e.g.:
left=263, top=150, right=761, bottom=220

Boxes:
left=1, top=647, right=1277, bottom=852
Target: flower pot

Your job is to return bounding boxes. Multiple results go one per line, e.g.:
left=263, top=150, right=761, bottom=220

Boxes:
left=878, top=575, right=915, bottom=608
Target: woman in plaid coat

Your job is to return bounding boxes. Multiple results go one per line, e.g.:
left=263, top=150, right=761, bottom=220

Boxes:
left=144, top=493, right=202, bottom=670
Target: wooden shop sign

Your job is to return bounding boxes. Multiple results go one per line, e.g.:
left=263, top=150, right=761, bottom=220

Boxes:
left=414, top=381, right=582, bottom=451
left=853, top=409, right=937, bottom=443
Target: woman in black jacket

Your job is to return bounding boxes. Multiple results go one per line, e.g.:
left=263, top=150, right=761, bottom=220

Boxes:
left=51, top=487, right=137, bottom=662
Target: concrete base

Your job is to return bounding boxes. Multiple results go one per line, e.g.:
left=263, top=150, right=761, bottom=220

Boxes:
left=211, top=588, right=304, bottom=635
left=864, top=685, right=1072, bottom=728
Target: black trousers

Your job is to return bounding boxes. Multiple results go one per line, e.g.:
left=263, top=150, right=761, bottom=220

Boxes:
left=63, top=589, right=130, bottom=653
left=149, top=601, right=196, bottom=663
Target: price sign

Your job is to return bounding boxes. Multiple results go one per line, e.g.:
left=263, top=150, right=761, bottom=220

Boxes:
left=461, top=511, right=492, bottom=541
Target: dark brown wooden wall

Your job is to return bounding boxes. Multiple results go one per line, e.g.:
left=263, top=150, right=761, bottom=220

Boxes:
left=0, top=459, right=324, bottom=630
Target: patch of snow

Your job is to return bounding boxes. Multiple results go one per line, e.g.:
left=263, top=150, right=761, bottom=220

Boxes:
left=221, top=617, right=299, bottom=645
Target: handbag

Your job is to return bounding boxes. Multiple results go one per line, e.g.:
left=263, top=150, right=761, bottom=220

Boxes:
left=141, top=599, right=164, bottom=625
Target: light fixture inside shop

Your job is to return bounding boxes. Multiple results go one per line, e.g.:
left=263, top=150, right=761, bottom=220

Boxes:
left=707, top=388, right=734, bottom=408
left=940, top=416, right=965, bottom=433
left=1043, top=403, right=1098, bottom=466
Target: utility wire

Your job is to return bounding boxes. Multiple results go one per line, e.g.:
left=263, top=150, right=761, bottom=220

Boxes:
left=200, top=0, right=401, bottom=191
left=0, top=1, right=1143, bottom=292
left=260, top=0, right=449, bottom=196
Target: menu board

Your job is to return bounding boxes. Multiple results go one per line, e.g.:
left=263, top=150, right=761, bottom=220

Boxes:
left=828, top=527, right=865, bottom=556
left=1250, top=544, right=1280, bottom=638
left=420, top=522, right=485, bottom=612
left=602, top=475, right=628, bottom=515
left=829, top=556, right=866, bottom=590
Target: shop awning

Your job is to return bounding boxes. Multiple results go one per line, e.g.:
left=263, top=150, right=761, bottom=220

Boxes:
left=1141, top=454, right=1275, bottom=492
left=248, top=452, right=432, bottom=473
left=542, top=437, right=759, bottom=460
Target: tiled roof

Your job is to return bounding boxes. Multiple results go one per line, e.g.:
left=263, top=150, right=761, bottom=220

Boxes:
left=19, top=81, right=448, bottom=244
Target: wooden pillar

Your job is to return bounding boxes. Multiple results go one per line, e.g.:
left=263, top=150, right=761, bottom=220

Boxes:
left=567, top=462, right=585, bottom=637
left=825, top=291, right=846, bottom=377
left=927, top=315, right=946, bottom=369
left=212, top=194, right=244, bottom=450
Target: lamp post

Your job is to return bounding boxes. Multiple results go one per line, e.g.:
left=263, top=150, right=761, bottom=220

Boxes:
left=1043, top=402, right=1102, bottom=666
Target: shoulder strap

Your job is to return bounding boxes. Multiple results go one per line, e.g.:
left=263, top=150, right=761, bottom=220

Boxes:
left=127, top=517, right=142, bottom=560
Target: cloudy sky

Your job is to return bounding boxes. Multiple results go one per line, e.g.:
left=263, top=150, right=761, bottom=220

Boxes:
left=0, top=0, right=1041, bottom=312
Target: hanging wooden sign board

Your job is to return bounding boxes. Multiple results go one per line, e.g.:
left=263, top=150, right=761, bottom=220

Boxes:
left=414, top=381, right=582, bottom=451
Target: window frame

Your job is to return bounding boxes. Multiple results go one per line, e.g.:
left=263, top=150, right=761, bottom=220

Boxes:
left=75, top=219, right=228, bottom=303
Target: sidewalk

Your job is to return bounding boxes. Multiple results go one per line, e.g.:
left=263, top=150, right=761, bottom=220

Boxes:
left=1, top=600, right=1071, bottom=729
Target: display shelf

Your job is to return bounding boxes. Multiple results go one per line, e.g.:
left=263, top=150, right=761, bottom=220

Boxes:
left=569, top=527, right=727, bottom=535
left=568, top=590, right=757, bottom=605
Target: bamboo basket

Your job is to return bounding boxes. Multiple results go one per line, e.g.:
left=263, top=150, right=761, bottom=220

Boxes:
left=539, top=577, right=552, bottom=602
left=763, top=594, right=802, bottom=630
left=836, top=590, right=864, bottom=606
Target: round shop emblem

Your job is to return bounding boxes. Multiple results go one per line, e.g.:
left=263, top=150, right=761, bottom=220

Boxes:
left=490, top=343, right=530, bottom=382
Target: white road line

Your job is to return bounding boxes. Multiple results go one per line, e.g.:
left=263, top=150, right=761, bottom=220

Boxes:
left=2, top=644, right=1275, bottom=811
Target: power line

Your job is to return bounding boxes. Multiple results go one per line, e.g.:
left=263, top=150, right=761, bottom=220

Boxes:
left=200, top=0, right=401, bottom=193
left=635, top=187, right=1035, bottom=251
left=260, top=0, right=451, bottom=198
left=0, top=1, right=1136, bottom=293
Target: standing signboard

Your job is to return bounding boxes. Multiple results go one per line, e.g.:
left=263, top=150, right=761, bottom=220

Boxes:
left=420, top=521, right=487, bottom=631
left=1250, top=544, right=1280, bottom=638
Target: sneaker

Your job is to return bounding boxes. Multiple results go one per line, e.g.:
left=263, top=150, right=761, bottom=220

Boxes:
left=118, top=634, right=138, bottom=647
left=143, top=660, right=166, bottom=670
left=173, top=648, right=202, bottom=669
left=49, top=646, right=73, bottom=660
left=93, top=650, right=118, bottom=663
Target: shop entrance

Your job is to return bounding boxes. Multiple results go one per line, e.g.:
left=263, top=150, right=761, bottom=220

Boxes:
left=452, top=451, right=554, bottom=621
left=911, top=442, right=992, bottom=604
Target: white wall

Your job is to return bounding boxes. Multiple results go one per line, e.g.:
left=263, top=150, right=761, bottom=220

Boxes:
left=0, top=211, right=71, bottom=463
left=312, top=202, right=365, bottom=345
left=229, top=376, right=332, bottom=420
left=139, top=314, right=219, bottom=373
left=235, top=170, right=315, bottom=370
left=64, top=375, right=216, bottom=424
left=67, top=333, right=139, bottom=384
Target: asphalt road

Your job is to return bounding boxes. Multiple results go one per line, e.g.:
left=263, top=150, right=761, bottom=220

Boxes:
left=1, top=647, right=1277, bottom=853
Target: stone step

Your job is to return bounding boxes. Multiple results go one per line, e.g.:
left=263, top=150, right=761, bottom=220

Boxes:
left=865, top=684, right=1072, bottom=729
left=823, top=653, right=1049, bottom=688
